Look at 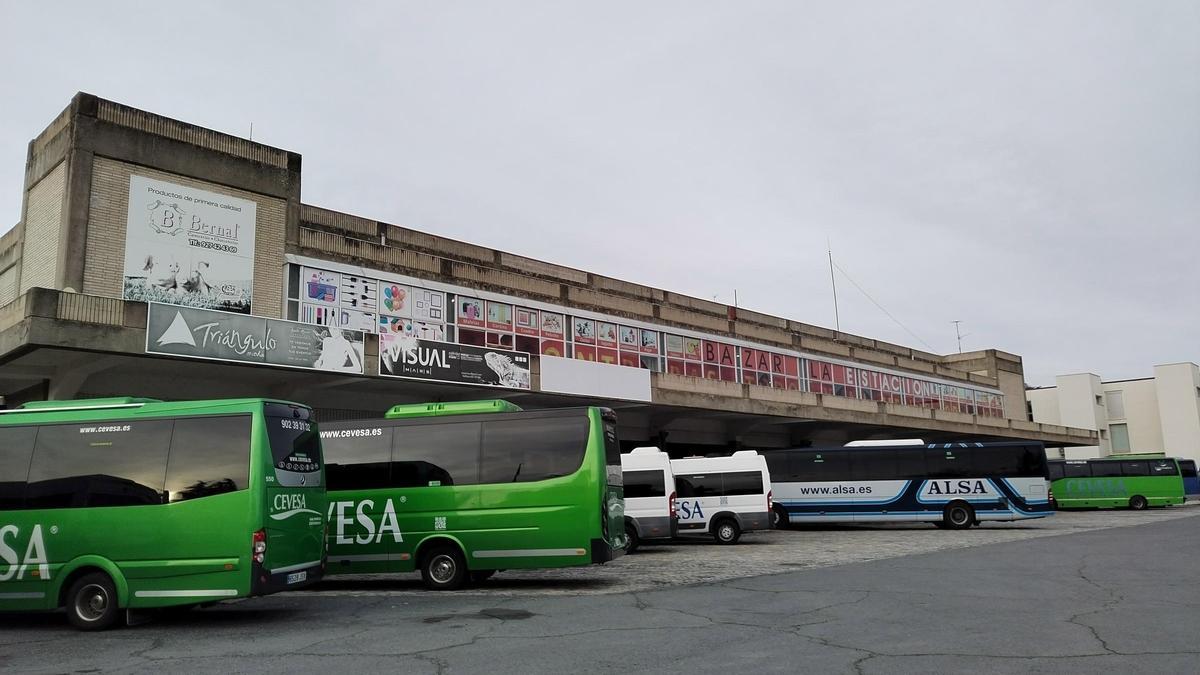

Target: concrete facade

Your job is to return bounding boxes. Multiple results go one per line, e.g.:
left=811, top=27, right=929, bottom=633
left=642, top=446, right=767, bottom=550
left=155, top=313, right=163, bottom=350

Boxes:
left=1027, top=363, right=1200, bottom=462
left=0, top=92, right=1097, bottom=450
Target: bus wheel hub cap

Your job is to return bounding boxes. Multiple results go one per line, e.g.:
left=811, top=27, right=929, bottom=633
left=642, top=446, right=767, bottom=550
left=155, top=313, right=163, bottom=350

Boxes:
left=432, top=557, right=455, bottom=582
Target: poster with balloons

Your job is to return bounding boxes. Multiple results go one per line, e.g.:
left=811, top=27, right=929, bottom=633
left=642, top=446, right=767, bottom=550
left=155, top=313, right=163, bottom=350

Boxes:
left=379, top=282, right=411, bottom=318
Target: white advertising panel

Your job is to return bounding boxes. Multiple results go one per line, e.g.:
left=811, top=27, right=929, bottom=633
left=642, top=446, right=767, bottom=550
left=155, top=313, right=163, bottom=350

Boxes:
left=539, top=355, right=652, bottom=403
left=123, top=175, right=257, bottom=314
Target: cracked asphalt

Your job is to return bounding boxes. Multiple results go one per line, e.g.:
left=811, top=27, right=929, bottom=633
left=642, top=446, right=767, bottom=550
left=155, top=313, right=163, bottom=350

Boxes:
left=2, top=507, right=1197, bottom=673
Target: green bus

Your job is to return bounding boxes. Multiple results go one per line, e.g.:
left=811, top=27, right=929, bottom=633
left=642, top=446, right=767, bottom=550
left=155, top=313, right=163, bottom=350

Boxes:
left=319, top=399, right=625, bottom=590
left=1048, top=455, right=1185, bottom=509
left=0, top=397, right=326, bottom=630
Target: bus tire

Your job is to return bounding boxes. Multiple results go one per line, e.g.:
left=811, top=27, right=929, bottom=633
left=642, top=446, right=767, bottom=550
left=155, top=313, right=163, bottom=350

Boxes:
left=772, top=505, right=790, bottom=530
left=1129, top=495, right=1148, bottom=510
left=420, top=544, right=468, bottom=591
left=713, top=518, right=741, bottom=545
left=625, top=522, right=640, bottom=554
left=943, top=502, right=974, bottom=530
left=65, top=572, right=121, bottom=631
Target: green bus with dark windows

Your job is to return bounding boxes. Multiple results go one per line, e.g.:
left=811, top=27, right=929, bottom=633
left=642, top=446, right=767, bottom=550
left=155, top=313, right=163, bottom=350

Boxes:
left=319, top=399, right=625, bottom=590
left=0, top=398, right=326, bottom=630
left=1048, top=455, right=1184, bottom=510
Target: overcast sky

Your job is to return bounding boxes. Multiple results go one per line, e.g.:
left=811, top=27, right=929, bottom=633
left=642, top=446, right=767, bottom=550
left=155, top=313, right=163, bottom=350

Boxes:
left=1, top=1, right=1196, bottom=386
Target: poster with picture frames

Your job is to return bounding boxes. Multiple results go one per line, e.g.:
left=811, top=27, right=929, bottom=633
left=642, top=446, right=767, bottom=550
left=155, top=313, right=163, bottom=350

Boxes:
left=294, top=266, right=446, bottom=337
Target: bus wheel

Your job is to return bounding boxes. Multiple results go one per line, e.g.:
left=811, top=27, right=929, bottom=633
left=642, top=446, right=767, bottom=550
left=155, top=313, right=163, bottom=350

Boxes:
left=1129, top=495, right=1149, bottom=510
left=713, top=518, right=741, bottom=545
left=625, top=523, right=640, bottom=553
left=420, top=545, right=467, bottom=591
left=66, top=572, right=121, bottom=631
left=943, top=502, right=974, bottom=530
left=772, top=505, right=790, bottom=530
left=470, top=570, right=496, bottom=584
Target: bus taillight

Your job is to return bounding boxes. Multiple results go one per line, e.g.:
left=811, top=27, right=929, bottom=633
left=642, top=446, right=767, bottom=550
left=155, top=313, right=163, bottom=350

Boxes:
left=669, top=491, right=678, bottom=519
left=767, top=489, right=773, bottom=513
left=252, top=529, right=267, bottom=564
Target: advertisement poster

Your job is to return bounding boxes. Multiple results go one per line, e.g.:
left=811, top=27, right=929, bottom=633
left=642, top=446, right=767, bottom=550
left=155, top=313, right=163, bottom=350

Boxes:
left=301, top=268, right=339, bottom=306
left=573, top=343, right=596, bottom=361
left=540, top=312, right=564, bottom=339
left=147, top=303, right=365, bottom=374
left=684, top=337, right=702, bottom=360
left=379, top=316, right=446, bottom=341
left=379, top=334, right=530, bottom=389
left=596, top=322, right=617, bottom=348
left=341, top=275, right=378, bottom=312
left=640, top=329, right=659, bottom=354
left=665, top=334, right=685, bottom=359
left=572, top=317, right=596, bottom=345
left=457, top=296, right=485, bottom=327
left=124, top=176, right=257, bottom=314
left=379, top=282, right=410, bottom=317
left=338, top=308, right=377, bottom=333
left=301, top=303, right=339, bottom=327
left=619, top=326, right=638, bottom=350
left=515, top=308, right=540, bottom=336
left=540, top=340, right=565, bottom=358
left=597, top=347, right=619, bottom=365
left=486, top=301, right=513, bottom=331
left=411, top=288, right=445, bottom=322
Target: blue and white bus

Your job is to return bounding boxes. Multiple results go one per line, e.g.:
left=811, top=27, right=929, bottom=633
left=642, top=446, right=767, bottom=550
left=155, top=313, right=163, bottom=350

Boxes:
left=764, top=440, right=1053, bottom=529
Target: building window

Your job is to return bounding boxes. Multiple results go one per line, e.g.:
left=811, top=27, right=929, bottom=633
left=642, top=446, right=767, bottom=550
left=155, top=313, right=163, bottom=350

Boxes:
left=1099, top=429, right=1108, bottom=440
left=1095, top=395, right=1103, bottom=406
left=1109, top=423, right=1130, bottom=453
left=1105, top=391, right=1126, bottom=419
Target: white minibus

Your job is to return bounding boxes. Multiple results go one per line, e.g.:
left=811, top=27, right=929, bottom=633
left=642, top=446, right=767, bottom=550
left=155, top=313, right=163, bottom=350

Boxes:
left=620, top=447, right=678, bottom=552
left=670, top=451, right=772, bottom=544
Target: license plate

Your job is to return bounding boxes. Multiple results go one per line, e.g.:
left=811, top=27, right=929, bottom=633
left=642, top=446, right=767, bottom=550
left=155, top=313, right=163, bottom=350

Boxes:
left=286, top=571, right=307, bottom=585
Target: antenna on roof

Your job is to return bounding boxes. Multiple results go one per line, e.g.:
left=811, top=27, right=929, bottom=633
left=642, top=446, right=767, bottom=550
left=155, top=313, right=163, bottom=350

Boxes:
left=249, top=122, right=254, bottom=141
left=828, top=237, right=841, bottom=333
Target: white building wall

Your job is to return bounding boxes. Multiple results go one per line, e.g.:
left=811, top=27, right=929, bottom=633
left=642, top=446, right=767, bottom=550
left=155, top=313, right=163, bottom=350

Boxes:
left=1029, top=364, right=1200, bottom=464
left=1153, top=363, right=1200, bottom=463
left=1101, top=378, right=1163, bottom=455
left=1054, top=373, right=1109, bottom=455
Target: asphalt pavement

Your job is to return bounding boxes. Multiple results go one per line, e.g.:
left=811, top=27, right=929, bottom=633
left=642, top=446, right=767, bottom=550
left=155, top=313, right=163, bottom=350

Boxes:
left=1, top=508, right=1197, bottom=674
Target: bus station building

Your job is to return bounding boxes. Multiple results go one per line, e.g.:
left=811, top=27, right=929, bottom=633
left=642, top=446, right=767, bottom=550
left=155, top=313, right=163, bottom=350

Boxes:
left=0, top=93, right=1097, bottom=452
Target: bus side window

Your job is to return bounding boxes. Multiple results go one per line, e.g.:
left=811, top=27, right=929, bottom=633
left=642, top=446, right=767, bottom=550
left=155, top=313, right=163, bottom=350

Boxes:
left=25, top=420, right=173, bottom=509
left=676, top=474, right=719, bottom=497
left=623, top=470, right=665, bottom=498
left=849, top=450, right=895, bottom=481
left=1047, top=463, right=1065, bottom=480
left=763, top=452, right=791, bottom=480
left=0, top=426, right=36, bottom=509
left=721, top=471, right=764, bottom=496
left=1149, top=460, right=1179, bottom=476
left=324, top=426, right=392, bottom=491
left=924, top=449, right=962, bottom=478
left=480, top=416, right=588, bottom=484
left=1064, top=462, right=1090, bottom=478
left=970, top=448, right=1021, bottom=477
left=894, top=449, right=926, bottom=480
left=1120, top=461, right=1150, bottom=477
left=1091, top=462, right=1122, bottom=477
left=165, top=416, right=252, bottom=501
left=393, top=422, right=481, bottom=487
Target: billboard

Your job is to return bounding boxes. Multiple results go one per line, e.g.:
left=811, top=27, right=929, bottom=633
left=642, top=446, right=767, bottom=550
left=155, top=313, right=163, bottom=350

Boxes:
left=146, top=303, right=365, bottom=374
left=123, top=176, right=257, bottom=314
left=379, top=334, right=530, bottom=389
